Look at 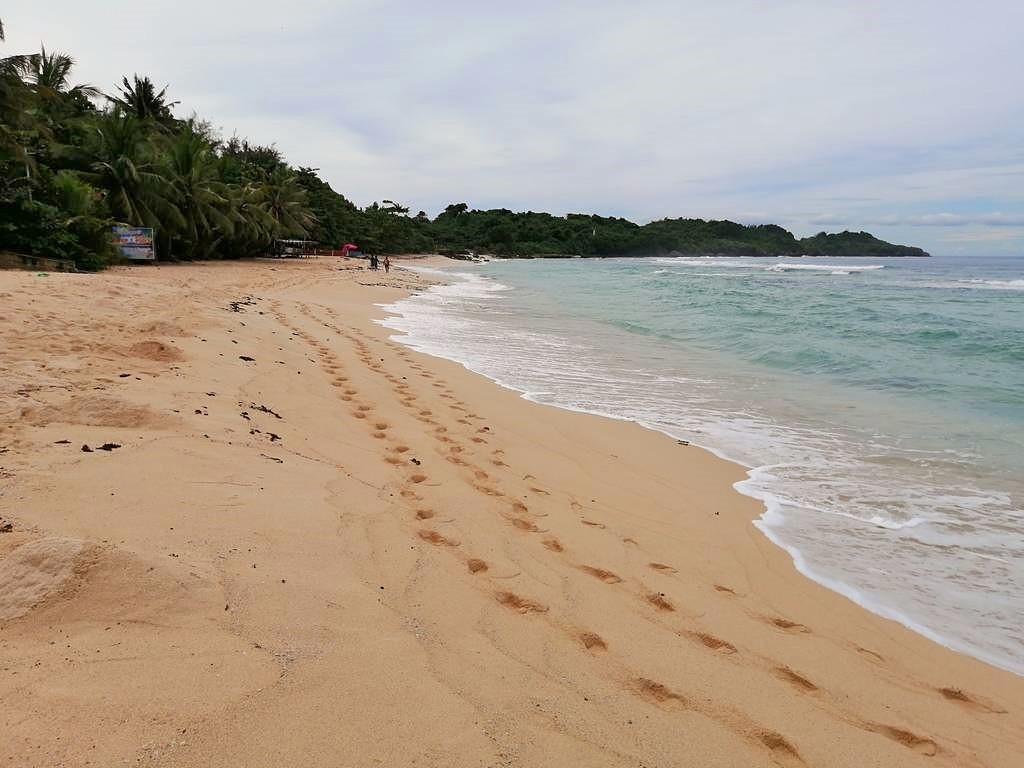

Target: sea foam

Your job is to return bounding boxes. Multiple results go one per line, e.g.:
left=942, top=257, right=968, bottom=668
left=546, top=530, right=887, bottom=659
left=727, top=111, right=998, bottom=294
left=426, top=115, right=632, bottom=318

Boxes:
left=382, top=256, right=1024, bottom=675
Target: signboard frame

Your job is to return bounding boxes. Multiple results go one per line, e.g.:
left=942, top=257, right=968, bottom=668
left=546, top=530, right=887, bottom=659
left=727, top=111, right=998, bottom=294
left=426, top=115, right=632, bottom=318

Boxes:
left=112, top=226, right=156, bottom=261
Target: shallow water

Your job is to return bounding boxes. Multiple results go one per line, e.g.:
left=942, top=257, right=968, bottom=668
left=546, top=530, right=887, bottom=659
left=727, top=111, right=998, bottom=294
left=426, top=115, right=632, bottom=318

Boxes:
left=380, top=254, right=1024, bottom=675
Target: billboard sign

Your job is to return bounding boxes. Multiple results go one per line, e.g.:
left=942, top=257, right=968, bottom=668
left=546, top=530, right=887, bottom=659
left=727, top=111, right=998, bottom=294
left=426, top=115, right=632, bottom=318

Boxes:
left=112, top=226, right=155, bottom=260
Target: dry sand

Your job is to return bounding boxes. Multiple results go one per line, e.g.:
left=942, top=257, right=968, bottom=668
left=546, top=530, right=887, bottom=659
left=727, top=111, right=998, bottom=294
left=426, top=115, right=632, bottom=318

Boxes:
left=0, top=256, right=1021, bottom=767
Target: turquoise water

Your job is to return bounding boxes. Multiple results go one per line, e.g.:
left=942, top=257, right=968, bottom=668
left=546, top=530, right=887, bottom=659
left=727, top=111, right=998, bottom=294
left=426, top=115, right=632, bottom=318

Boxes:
left=381, top=255, right=1024, bottom=674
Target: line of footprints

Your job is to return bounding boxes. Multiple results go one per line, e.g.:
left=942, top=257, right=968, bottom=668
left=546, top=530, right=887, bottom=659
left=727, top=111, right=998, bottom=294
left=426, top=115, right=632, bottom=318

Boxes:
left=261, top=298, right=1005, bottom=765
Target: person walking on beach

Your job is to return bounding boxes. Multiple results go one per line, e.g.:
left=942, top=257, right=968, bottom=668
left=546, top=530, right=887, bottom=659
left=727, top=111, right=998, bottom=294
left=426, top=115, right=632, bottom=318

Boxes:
left=369, top=253, right=378, bottom=270
left=383, top=255, right=391, bottom=273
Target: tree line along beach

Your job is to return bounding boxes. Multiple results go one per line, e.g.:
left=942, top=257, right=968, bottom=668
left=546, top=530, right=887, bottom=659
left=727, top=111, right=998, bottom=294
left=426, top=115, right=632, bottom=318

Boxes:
left=2, top=13, right=1023, bottom=768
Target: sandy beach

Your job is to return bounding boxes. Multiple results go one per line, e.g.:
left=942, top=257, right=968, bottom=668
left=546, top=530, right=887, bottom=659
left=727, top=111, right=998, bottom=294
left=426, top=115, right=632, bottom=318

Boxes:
left=1, top=256, right=1021, bottom=768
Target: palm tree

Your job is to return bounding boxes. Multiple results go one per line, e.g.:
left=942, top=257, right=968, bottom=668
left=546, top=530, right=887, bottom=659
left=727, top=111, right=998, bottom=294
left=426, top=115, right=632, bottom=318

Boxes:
left=50, top=169, right=116, bottom=269
left=165, top=123, right=232, bottom=257
left=225, top=183, right=277, bottom=253
left=0, top=33, right=36, bottom=195
left=260, top=167, right=315, bottom=237
left=27, top=46, right=100, bottom=102
left=80, top=110, right=183, bottom=232
left=111, top=75, right=178, bottom=126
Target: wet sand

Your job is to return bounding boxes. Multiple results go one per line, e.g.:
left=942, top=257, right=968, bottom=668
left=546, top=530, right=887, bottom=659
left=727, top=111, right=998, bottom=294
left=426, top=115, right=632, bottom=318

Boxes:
left=1, top=256, right=1021, bottom=767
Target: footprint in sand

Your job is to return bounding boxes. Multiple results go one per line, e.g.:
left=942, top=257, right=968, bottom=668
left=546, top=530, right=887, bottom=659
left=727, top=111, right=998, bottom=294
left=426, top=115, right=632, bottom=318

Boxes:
left=510, top=517, right=540, bottom=532
left=774, top=666, right=817, bottom=692
left=686, top=630, right=737, bottom=654
left=466, top=558, right=488, bottom=574
left=937, top=687, right=1007, bottom=714
left=864, top=724, right=938, bottom=757
left=495, top=591, right=548, bottom=614
left=758, top=731, right=805, bottom=767
left=474, top=484, right=503, bottom=497
left=855, top=645, right=885, bottom=663
left=578, top=565, right=623, bottom=584
left=633, top=678, right=690, bottom=707
left=765, top=616, right=811, bottom=634
left=542, top=537, right=565, bottom=553
left=579, top=631, right=608, bottom=651
left=417, top=529, right=458, bottom=547
left=649, top=562, right=678, bottom=574
left=645, top=591, right=675, bottom=612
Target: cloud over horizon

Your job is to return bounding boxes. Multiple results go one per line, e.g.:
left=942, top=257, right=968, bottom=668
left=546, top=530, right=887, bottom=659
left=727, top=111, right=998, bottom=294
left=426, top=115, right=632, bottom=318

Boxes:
left=4, top=1, right=1023, bottom=255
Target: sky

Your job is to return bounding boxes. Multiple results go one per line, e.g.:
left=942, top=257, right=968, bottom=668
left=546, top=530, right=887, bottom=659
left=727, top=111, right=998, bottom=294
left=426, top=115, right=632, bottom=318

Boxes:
left=5, top=1, right=1024, bottom=255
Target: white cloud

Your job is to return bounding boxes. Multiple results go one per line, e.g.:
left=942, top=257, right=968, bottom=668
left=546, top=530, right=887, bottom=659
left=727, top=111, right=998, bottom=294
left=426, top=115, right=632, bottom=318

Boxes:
left=3, top=0, right=1024, bottom=254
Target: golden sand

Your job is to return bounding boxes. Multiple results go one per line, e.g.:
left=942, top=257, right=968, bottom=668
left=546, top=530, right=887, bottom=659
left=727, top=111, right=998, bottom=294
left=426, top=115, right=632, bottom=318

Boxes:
left=1, top=257, right=1020, bottom=767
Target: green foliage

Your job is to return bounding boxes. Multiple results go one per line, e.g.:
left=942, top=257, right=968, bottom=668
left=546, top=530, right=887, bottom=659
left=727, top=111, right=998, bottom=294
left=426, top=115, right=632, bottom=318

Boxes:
left=0, top=194, right=79, bottom=258
left=293, top=166, right=360, bottom=247
left=798, top=231, right=929, bottom=258
left=425, top=208, right=929, bottom=258
left=0, top=25, right=324, bottom=267
left=80, top=109, right=184, bottom=238
left=112, top=75, right=179, bottom=127
left=164, top=122, right=231, bottom=258
left=0, top=176, right=113, bottom=270
left=0, top=20, right=927, bottom=269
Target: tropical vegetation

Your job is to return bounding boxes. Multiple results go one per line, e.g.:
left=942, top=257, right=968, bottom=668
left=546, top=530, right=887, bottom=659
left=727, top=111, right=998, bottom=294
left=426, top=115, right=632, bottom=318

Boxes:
left=0, top=21, right=927, bottom=269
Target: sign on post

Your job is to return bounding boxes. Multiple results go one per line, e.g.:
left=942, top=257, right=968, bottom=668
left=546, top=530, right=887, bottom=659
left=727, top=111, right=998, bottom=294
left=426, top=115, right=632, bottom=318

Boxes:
left=112, top=226, right=155, bottom=260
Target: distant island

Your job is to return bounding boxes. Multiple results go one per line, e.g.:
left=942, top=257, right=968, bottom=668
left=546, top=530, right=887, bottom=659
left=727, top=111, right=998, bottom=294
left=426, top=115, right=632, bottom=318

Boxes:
left=425, top=206, right=930, bottom=259
left=0, top=28, right=928, bottom=269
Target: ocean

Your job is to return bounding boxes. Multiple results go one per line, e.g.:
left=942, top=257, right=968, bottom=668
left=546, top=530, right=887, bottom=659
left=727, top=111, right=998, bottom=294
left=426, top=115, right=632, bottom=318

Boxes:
left=379, top=254, right=1024, bottom=675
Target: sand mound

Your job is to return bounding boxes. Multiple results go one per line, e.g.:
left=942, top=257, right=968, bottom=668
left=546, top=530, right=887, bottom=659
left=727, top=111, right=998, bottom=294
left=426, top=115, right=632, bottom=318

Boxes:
left=22, top=395, right=161, bottom=428
left=0, top=537, right=88, bottom=620
left=136, top=321, right=186, bottom=338
left=128, top=340, right=183, bottom=362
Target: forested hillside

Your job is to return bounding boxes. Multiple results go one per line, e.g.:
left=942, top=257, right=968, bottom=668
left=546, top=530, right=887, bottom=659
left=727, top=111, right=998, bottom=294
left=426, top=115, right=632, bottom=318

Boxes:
left=0, top=21, right=927, bottom=268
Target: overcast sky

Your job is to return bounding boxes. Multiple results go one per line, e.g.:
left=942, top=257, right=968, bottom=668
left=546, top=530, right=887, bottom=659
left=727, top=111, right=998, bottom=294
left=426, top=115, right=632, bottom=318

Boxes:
left=5, top=1, right=1024, bottom=255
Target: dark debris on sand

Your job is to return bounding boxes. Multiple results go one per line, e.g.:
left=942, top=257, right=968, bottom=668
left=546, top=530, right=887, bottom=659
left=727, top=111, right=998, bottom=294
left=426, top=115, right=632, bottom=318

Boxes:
left=250, top=403, right=283, bottom=419
left=227, top=296, right=258, bottom=313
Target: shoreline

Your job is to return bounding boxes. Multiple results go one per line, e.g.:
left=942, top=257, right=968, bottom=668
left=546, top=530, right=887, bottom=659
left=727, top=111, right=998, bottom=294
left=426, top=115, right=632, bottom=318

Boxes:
left=1, top=256, right=1021, bottom=767
left=382, top=261, right=1021, bottom=677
